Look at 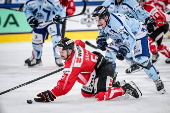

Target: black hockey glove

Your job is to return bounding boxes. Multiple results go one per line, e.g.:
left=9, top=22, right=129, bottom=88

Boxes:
left=53, top=15, right=61, bottom=24
left=34, top=90, right=56, bottom=102
left=145, top=17, right=155, bottom=24
left=27, top=16, right=38, bottom=28
left=116, top=45, right=129, bottom=61
left=147, top=23, right=156, bottom=33
left=96, top=36, right=108, bottom=51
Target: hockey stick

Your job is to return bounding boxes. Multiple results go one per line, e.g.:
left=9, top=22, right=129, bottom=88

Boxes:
left=38, top=0, right=86, bottom=25
left=142, top=21, right=170, bottom=25
left=85, top=41, right=151, bottom=70
left=0, top=68, right=64, bottom=95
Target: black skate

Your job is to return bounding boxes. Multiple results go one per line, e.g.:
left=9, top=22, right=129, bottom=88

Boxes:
left=125, top=64, right=142, bottom=73
left=122, top=81, right=142, bottom=98
left=28, top=58, right=42, bottom=67
left=152, top=53, right=159, bottom=63
left=154, top=78, right=166, bottom=94
left=165, top=57, right=170, bottom=64
left=55, top=58, right=64, bottom=67
left=24, top=56, right=35, bottom=66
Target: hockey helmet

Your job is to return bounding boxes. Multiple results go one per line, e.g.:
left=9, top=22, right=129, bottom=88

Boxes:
left=57, top=37, right=74, bottom=51
left=92, top=6, right=109, bottom=20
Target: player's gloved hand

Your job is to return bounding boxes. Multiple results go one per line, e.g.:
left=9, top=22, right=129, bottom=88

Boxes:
left=96, top=36, right=108, bottom=51
left=34, top=90, right=56, bottom=102
left=145, top=17, right=155, bottom=24
left=147, top=23, right=156, bottom=33
left=116, top=45, right=129, bottom=61
left=53, top=15, right=61, bottom=24
left=27, top=16, right=38, bottom=28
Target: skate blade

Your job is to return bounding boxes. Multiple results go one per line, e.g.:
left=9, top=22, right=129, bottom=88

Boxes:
left=28, top=63, right=43, bottom=67
left=159, top=88, right=166, bottom=94
left=126, top=68, right=143, bottom=74
left=130, top=81, right=142, bottom=97
left=24, top=63, right=28, bottom=66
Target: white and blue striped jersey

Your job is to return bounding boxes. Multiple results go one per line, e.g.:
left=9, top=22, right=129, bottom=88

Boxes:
left=23, top=0, right=66, bottom=23
left=98, top=13, right=144, bottom=50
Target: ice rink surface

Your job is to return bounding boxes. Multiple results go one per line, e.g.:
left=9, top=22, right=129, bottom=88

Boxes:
left=0, top=39, right=170, bottom=113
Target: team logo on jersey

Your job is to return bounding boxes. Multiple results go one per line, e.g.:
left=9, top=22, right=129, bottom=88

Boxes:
left=28, top=1, right=36, bottom=7
left=108, top=4, right=115, bottom=12
left=122, top=5, right=130, bottom=11
left=49, top=27, right=56, bottom=34
left=36, top=13, right=44, bottom=19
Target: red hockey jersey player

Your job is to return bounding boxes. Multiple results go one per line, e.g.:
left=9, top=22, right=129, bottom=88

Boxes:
left=146, top=0, right=170, bottom=12
left=34, top=38, right=142, bottom=102
left=138, top=0, right=170, bottom=64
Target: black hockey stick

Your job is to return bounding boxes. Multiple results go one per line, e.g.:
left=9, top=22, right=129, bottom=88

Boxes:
left=0, top=68, right=64, bottom=95
left=38, top=0, right=86, bottom=24
left=85, top=41, right=151, bottom=70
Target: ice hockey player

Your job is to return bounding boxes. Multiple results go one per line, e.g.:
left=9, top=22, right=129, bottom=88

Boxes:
left=138, top=0, right=170, bottom=64
left=34, top=38, right=142, bottom=102
left=92, top=6, right=166, bottom=94
left=145, top=0, right=170, bottom=13
left=23, top=0, right=66, bottom=67
left=101, top=0, right=158, bottom=73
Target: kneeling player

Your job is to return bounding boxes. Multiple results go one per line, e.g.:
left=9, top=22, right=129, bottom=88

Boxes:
left=34, top=38, right=142, bottom=102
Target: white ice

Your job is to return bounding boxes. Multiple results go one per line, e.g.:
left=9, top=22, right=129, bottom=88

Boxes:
left=0, top=39, right=170, bottom=113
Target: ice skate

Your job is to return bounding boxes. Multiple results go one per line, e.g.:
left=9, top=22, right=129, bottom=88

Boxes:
left=154, top=78, right=166, bottom=94
left=122, top=81, right=142, bottom=98
left=125, top=64, right=142, bottom=73
left=55, top=57, right=64, bottom=67
left=28, top=58, right=42, bottom=67
left=165, top=57, right=170, bottom=64
left=24, top=56, right=35, bottom=66
left=152, top=53, right=159, bottom=63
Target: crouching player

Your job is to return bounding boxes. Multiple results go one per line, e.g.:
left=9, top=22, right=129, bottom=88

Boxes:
left=34, top=38, right=142, bottom=102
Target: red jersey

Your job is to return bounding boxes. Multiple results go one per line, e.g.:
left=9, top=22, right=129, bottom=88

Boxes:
left=144, top=4, right=167, bottom=27
left=59, top=0, right=76, bottom=16
left=146, top=0, right=170, bottom=12
left=51, top=42, right=98, bottom=97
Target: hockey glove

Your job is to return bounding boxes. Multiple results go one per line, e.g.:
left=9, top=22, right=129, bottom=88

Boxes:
left=147, top=23, right=156, bottom=33
left=53, top=15, right=61, bottom=24
left=96, top=36, right=108, bottom=51
left=34, top=90, right=56, bottom=102
left=116, top=45, right=129, bottom=61
left=27, top=16, right=38, bottom=28
left=145, top=17, right=155, bottom=24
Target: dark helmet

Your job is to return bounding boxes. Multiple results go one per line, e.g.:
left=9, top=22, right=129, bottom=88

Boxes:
left=57, top=37, right=74, bottom=51
left=92, top=6, right=109, bottom=19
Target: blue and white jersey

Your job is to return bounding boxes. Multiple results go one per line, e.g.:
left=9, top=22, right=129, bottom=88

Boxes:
left=23, top=0, right=66, bottom=23
left=102, top=0, right=150, bottom=23
left=99, top=13, right=144, bottom=50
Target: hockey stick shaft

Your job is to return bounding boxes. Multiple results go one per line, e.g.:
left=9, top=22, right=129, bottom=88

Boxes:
left=0, top=68, right=64, bottom=95
left=38, top=0, right=86, bottom=25
left=105, top=47, right=151, bottom=69
left=85, top=41, right=151, bottom=70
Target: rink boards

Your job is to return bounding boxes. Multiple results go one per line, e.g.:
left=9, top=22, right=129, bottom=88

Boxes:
left=0, top=3, right=101, bottom=43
